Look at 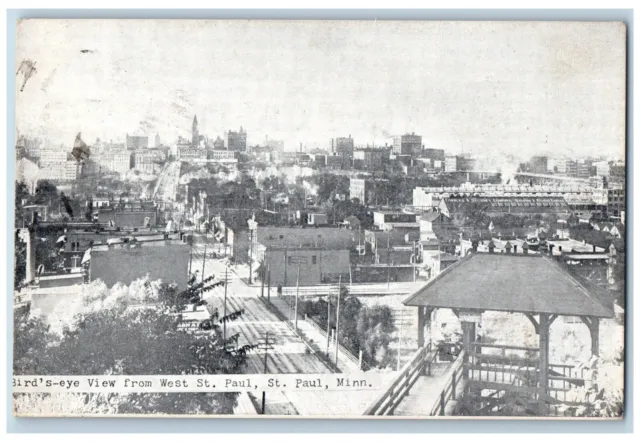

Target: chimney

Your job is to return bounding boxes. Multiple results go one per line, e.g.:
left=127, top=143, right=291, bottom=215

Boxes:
left=549, top=244, right=554, bottom=256
left=513, top=244, right=518, bottom=254
left=488, top=242, right=495, bottom=254
left=593, top=244, right=596, bottom=253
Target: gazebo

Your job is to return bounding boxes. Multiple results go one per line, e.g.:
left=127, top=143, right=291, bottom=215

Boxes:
left=403, top=251, right=615, bottom=414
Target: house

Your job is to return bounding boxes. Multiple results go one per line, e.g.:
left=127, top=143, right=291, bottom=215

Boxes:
left=343, top=215, right=361, bottom=230
left=251, top=227, right=358, bottom=286
left=97, top=203, right=158, bottom=228
left=307, top=213, right=328, bottom=226
left=419, top=210, right=452, bottom=241
left=372, top=210, right=419, bottom=231
left=600, top=222, right=623, bottom=238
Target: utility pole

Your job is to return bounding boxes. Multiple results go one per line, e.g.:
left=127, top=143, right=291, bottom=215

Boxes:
left=261, top=261, right=265, bottom=297
left=267, top=262, right=271, bottom=303
left=295, top=265, right=300, bottom=331
left=326, top=294, right=331, bottom=357
left=261, top=331, right=270, bottom=415
left=248, top=228, right=253, bottom=285
left=387, top=234, right=391, bottom=289
left=223, top=266, right=228, bottom=342
left=188, top=236, right=194, bottom=275
left=201, top=243, right=207, bottom=282
left=335, top=275, right=342, bottom=367
left=413, top=240, right=417, bottom=283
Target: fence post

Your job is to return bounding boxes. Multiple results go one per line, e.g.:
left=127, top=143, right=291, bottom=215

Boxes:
left=359, top=349, right=363, bottom=370
left=440, top=391, right=446, bottom=416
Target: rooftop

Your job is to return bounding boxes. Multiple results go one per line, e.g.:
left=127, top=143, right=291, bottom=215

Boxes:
left=443, top=195, right=569, bottom=208
left=257, top=226, right=358, bottom=250
left=403, top=253, right=613, bottom=318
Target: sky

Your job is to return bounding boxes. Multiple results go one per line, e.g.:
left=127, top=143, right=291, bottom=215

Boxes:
left=16, top=20, right=626, bottom=161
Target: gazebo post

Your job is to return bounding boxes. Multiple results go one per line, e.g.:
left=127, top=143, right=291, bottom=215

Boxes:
left=538, top=313, right=557, bottom=415
left=461, top=321, right=476, bottom=380
left=417, top=306, right=425, bottom=348
left=590, top=318, right=600, bottom=358
left=580, top=316, right=600, bottom=357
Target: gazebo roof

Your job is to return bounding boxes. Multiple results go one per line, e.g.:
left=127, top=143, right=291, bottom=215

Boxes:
left=403, top=253, right=614, bottom=318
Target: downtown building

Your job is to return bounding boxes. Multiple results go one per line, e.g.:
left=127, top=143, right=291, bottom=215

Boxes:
left=225, top=127, right=248, bottom=152
left=353, top=147, right=389, bottom=171
left=125, top=134, right=149, bottom=150
left=331, top=135, right=355, bottom=160
left=92, top=151, right=133, bottom=175
left=392, top=133, right=422, bottom=157
left=38, top=153, right=83, bottom=182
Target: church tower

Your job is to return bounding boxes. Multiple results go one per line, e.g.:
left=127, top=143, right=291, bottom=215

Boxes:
left=192, top=115, right=199, bottom=147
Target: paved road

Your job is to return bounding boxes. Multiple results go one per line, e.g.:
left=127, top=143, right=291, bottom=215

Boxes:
left=188, top=233, right=426, bottom=416
left=189, top=233, right=344, bottom=415
left=153, top=161, right=181, bottom=201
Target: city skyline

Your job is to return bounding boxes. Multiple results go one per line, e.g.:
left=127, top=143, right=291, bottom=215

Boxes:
left=16, top=20, right=626, bottom=160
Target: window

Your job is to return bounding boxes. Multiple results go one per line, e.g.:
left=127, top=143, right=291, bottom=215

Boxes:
left=287, top=256, right=292, bottom=264
left=312, top=255, right=317, bottom=264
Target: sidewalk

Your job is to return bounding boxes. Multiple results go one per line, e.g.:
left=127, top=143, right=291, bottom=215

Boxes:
left=266, top=294, right=362, bottom=374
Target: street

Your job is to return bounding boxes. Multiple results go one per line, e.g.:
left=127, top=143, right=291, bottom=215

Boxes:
left=189, top=232, right=339, bottom=414
left=152, top=160, right=181, bottom=202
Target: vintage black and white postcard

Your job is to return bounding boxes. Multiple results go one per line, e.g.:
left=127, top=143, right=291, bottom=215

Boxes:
left=13, top=19, right=626, bottom=418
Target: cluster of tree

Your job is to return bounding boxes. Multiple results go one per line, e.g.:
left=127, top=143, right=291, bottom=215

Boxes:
left=299, top=288, right=397, bottom=370
left=14, top=275, right=253, bottom=415
left=188, top=176, right=261, bottom=212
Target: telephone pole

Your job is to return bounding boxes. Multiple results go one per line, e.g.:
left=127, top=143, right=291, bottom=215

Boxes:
left=261, top=332, right=270, bottom=415
left=387, top=234, right=391, bottom=289
left=248, top=228, right=253, bottom=285
left=188, top=236, right=193, bottom=275
left=326, top=295, right=331, bottom=357
left=223, top=266, right=228, bottom=342
left=201, top=243, right=207, bottom=282
left=266, top=262, right=271, bottom=303
left=295, top=265, right=300, bottom=331
left=335, top=275, right=342, bottom=367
